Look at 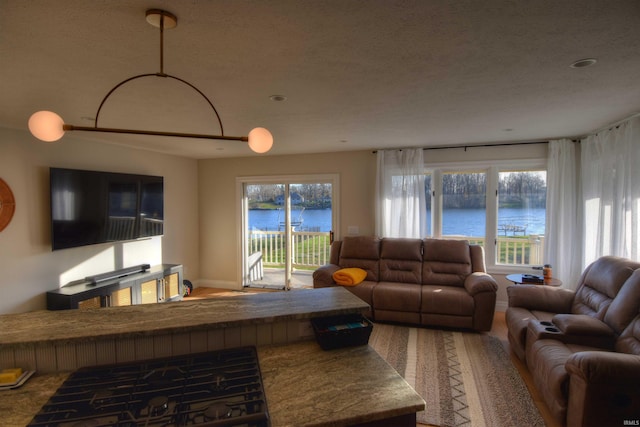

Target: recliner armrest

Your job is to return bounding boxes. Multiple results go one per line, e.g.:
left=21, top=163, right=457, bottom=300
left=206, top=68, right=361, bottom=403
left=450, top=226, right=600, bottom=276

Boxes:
left=507, top=284, right=575, bottom=313
left=566, top=351, right=640, bottom=384
left=464, top=272, right=498, bottom=296
left=312, top=264, right=341, bottom=288
left=565, top=351, right=640, bottom=427
left=553, top=314, right=615, bottom=336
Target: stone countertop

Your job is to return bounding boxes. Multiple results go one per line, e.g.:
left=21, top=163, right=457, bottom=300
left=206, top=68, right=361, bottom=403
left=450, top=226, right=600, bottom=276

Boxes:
left=0, top=287, right=368, bottom=347
left=1, top=372, right=69, bottom=426
left=1, top=341, right=425, bottom=427
left=258, top=341, right=425, bottom=426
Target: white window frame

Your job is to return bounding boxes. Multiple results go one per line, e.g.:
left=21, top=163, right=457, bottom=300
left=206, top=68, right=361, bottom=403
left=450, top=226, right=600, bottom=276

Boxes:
left=235, top=174, right=340, bottom=285
left=425, top=159, right=547, bottom=274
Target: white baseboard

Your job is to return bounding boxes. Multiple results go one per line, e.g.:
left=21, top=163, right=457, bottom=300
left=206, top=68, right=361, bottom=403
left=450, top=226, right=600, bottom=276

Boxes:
left=194, top=279, right=241, bottom=291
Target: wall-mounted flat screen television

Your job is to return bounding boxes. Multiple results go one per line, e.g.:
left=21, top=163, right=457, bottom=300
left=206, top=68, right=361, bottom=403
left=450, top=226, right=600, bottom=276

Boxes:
left=50, top=168, right=164, bottom=250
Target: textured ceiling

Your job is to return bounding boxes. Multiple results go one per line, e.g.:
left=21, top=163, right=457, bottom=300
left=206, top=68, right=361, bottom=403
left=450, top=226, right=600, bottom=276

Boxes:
left=1, top=0, right=639, bottom=158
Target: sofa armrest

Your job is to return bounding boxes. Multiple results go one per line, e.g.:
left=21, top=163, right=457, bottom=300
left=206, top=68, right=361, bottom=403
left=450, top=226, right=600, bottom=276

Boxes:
left=553, top=314, right=615, bottom=336
left=566, top=351, right=640, bottom=384
left=565, top=351, right=640, bottom=427
left=507, top=284, right=575, bottom=313
left=312, top=264, right=341, bottom=288
left=464, top=272, right=498, bottom=296
left=527, top=316, right=616, bottom=351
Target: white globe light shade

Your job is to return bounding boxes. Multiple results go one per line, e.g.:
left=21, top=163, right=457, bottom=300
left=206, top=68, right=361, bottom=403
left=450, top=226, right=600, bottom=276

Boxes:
left=248, top=127, right=273, bottom=153
left=28, top=111, right=65, bottom=142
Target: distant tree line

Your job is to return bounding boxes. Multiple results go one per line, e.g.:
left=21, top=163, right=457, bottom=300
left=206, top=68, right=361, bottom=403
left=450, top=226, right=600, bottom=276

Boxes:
left=498, top=172, right=546, bottom=208
left=424, top=172, right=546, bottom=209
left=247, top=184, right=332, bottom=209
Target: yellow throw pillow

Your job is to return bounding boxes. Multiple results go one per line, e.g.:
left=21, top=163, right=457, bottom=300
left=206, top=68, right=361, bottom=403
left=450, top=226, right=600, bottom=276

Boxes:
left=332, top=268, right=367, bottom=286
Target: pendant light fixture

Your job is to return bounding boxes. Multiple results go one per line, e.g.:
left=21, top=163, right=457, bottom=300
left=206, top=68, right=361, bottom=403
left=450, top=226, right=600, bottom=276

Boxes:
left=28, top=9, right=273, bottom=154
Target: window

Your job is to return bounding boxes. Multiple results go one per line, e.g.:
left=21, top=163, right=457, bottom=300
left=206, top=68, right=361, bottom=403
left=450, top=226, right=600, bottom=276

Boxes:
left=442, top=171, right=486, bottom=241
left=427, top=164, right=546, bottom=269
left=425, top=173, right=432, bottom=236
left=497, top=171, right=547, bottom=265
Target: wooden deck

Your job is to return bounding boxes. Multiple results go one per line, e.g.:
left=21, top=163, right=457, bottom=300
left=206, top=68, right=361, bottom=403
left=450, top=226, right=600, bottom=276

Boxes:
left=244, top=268, right=314, bottom=290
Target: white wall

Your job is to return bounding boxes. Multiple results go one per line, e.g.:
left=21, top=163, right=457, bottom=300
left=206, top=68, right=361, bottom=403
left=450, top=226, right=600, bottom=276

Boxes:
left=0, top=128, right=199, bottom=314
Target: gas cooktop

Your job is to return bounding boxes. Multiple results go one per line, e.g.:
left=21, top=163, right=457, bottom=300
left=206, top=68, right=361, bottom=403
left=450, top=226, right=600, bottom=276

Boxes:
left=28, top=346, right=270, bottom=426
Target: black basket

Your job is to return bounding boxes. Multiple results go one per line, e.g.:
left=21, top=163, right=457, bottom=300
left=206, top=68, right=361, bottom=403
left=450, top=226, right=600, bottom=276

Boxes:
left=522, top=274, right=544, bottom=284
left=311, top=313, right=373, bottom=351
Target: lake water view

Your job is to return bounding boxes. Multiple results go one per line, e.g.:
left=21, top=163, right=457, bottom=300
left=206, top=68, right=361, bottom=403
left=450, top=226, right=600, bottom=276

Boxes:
left=249, top=208, right=546, bottom=236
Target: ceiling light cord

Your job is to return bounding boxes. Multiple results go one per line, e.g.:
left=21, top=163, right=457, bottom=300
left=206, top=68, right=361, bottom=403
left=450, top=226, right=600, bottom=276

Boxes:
left=159, top=12, right=165, bottom=75
left=27, top=8, right=272, bottom=153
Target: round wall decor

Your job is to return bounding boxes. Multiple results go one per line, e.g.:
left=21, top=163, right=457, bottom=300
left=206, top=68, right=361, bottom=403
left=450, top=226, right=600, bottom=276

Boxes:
left=0, top=178, right=16, bottom=232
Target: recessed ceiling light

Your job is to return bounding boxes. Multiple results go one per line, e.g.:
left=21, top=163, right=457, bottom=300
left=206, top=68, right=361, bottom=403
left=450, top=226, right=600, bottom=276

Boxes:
left=269, top=95, right=287, bottom=102
left=570, top=58, right=597, bottom=68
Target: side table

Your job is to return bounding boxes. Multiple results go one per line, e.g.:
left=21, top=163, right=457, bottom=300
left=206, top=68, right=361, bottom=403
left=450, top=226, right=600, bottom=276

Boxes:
left=506, top=273, right=562, bottom=287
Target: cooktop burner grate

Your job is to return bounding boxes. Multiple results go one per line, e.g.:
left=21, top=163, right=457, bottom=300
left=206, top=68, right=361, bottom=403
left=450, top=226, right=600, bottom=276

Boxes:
left=28, top=346, right=270, bottom=426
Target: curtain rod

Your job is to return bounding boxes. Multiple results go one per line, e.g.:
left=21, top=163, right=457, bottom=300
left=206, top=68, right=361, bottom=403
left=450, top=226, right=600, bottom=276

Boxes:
left=584, top=111, right=640, bottom=138
left=372, top=140, right=549, bottom=154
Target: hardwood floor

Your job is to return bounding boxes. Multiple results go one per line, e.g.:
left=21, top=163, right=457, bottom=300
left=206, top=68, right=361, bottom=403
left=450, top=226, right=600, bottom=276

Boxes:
left=187, top=290, right=559, bottom=426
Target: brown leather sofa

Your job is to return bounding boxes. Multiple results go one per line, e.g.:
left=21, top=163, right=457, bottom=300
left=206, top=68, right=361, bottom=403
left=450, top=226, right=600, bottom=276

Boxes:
left=313, top=236, right=498, bottom=331
left=506, top=256, right=640, bottom=426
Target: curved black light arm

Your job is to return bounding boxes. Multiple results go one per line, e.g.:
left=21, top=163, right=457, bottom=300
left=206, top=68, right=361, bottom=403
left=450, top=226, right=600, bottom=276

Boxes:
left=93, top=72, right=225, bottom=136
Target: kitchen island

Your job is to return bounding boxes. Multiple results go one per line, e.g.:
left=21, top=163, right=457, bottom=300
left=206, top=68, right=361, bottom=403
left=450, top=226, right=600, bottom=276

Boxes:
left=1, top=287, right=369, bottom=372
left=0, top=287, right=425, bottom=425
left=2, top=341, right=425, bottom=426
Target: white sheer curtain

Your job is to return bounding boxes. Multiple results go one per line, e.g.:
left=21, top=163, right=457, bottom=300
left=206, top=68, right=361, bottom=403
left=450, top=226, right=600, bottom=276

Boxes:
left=375, top=149, right=427, bottom=238
left=544, top=139, right=582, bottom=289
left=581, top=116, right=640, bottom=265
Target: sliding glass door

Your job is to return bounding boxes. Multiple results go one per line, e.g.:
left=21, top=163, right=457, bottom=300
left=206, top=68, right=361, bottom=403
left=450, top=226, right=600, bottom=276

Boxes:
left=239, top=175, right=338, bottom=290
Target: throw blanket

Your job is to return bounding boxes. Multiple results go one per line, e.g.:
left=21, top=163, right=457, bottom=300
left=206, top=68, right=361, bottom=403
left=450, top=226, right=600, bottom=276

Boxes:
left=332, top=268, right=367, bottom=286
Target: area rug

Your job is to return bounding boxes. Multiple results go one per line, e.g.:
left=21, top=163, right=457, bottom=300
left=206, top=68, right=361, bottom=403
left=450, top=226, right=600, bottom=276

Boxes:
left=369, top=324, right=544, bottom=427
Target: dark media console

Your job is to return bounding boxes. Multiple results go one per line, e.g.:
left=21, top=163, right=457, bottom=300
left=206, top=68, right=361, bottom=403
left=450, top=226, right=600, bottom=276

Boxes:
left=47, top=264, right=183, bottom=310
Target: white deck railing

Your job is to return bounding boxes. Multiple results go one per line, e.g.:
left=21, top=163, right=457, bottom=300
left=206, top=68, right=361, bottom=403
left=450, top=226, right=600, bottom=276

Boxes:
left=248, top=230, right=331, bottom=269
left=447, top=235, right=545, bottom=266
left=248, top=231, right=545, bottom=269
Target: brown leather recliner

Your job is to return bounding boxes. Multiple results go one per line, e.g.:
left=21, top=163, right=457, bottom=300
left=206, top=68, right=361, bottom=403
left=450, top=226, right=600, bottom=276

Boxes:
left=313, top=236, right=498, bottom=331
left=506, top=256, right=640, bottom=426
left=506, top=256, right=640, bottom=361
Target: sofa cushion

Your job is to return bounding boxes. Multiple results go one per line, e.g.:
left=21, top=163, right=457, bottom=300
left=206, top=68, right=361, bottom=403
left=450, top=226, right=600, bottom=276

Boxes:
left=571, top=256, right=638, bottom=318
left=604, top=268, right=640, bottom=335
left=379, top=238, right=423, bottom=284
left=373, top=281, right=421, bottom=312
left=340, top=235, right=380, bottom=259
left=344, top=281, right=377, bottom=308
left=339, top=236, right=381, bottom=281
left=422, top=239, right=471, bottom=287
left=421, top=285, right=474, bottom=316
left=616, top=314, right=640, bottom=355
